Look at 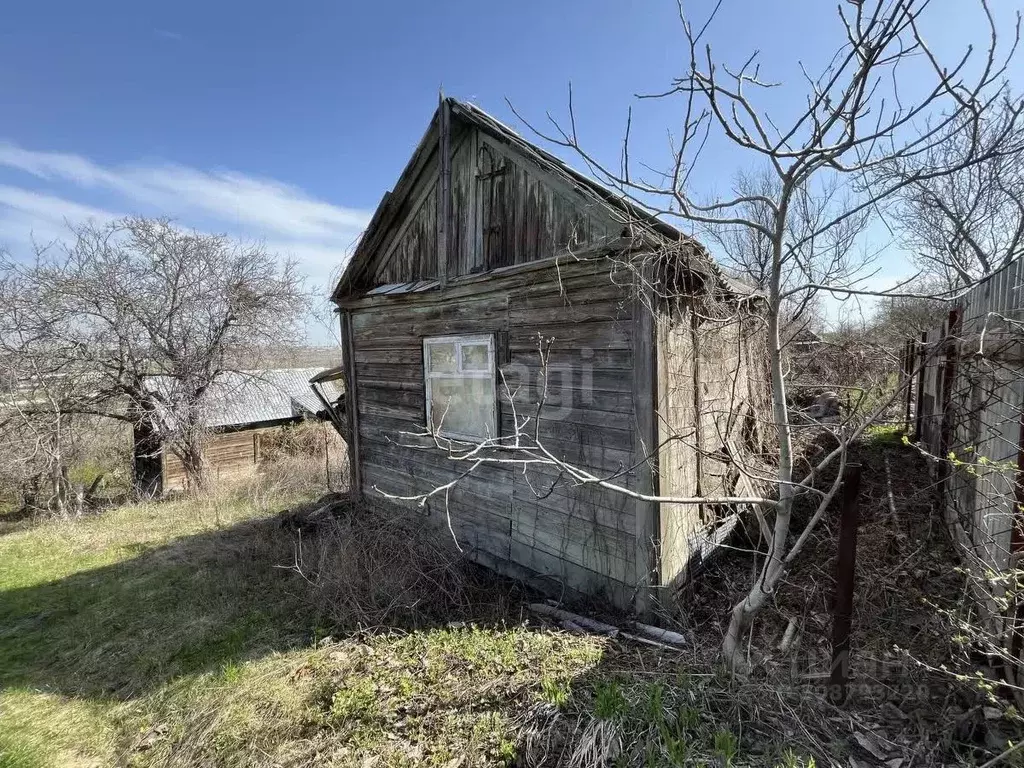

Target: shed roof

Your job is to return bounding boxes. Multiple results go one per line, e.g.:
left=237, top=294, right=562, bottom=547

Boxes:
left=144, top=368, right=344, bottom=430
left=332, top=97, right=753, bottom=302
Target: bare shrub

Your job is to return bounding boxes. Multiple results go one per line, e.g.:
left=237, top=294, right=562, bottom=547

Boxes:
left=258, top=420, right=345, bottom=463
left=253, top=455, right=337, bottom=504
left=288, top=500, right=515, bottom=629
left=0, top=413, right=132, bottom=519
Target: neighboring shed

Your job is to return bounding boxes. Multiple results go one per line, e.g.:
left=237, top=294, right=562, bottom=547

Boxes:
left=134, top=368, right=344, bottom=494
left=329, top=98, right=770, bottom=613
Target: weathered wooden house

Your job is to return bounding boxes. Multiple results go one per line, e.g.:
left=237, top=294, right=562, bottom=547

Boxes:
left=330, top=98, right=769, bottom=612
left=134, top=368, right=344, bottom=494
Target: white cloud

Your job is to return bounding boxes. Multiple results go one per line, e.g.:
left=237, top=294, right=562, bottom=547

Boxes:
left=0, top=185, right=120, bottom=251
left=0, top=184, right=118, bottom=225
left=0, top=141, right=371, bottom=287
left=0, top=142, right=373, bottom=238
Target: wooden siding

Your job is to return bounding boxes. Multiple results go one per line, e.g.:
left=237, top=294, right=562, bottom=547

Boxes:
left=161, top=427, right=277, bottom=492
left=656, top=304, right=769, bottom=593
left=476, top=136, right=614, bottom=271
left=360, top=124, right=617, bottom=291
left=349, top=258, right=648, bottom=609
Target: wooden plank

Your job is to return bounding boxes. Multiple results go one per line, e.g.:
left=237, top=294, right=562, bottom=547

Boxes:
left=355, top=314, right=629, bottom=348
left=449, top=128, right=478, bottom=276
left=358, top=386, right=424, bottom=408
left=351, top=283, right=627, bottom=328
left=499, top=412, right=634, bottom=450
left=362, top=464, right=509, bottom=525
left=437, top=94, right=451, bottom=289
left=500, top=399, right=636, bottom=432
left=510, top=492, right=632, bottom=535
left=494, top=427, right=634, bottom=474
left=355, top=347, right=632, bottom=375
left=361, top=438, right=513, bottom=498
left=510, top=527, right=633, bottom=585
left=505, top=537, right=634, bottom=606
left=631, top=273, right=658, bottom=615
left=357, top=361, right=639, bottom=394
left=507, top=387, right=635, bottom=415
left=512, top=496, right=635, bottom=558
left=510, top=459, right=640, bottom=506
left=359, top=410, right=634, bottom=476
left=355, top=362, right=426, bottom=381
left=475, top=134, right=616, bottom=271
left=352, top=304, right=509, bottom=338
left=357, top=377, right=423, bottom=393
left=366, top=129, right=472, bottom=288
left=358, top=399, right=423, bottom=423
left=358, top=405, right=640, bottom=517
left=508, top=348, right=633, bottom=372
left=339, top=249, right=634, bottom=310
left=507, top=319, right=631, bottom=347
left=355, top=347, right=427, bottom=365
left=341, top=310, right=362, bottom=500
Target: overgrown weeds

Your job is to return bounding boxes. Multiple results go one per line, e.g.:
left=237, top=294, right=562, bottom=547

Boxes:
left=289, top=500, right=519, bottom=629
left=2, top=440, right=1021, bottom=766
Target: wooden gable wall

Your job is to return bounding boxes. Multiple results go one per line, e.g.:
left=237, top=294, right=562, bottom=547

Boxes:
left=356, top=117, right=620, bottom=291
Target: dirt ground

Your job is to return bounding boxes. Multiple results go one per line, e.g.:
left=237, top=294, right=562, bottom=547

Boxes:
left=653, top=429, right=1022, bottom=766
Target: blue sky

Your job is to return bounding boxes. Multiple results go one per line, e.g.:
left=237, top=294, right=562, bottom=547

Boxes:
left=0, top=0, right=1018, bottom=338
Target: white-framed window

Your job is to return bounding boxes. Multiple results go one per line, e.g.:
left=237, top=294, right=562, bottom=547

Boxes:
left=423, top=334, right=496, bottom=441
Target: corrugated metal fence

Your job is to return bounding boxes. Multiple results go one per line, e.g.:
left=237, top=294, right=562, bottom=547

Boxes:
left=911, top=259, right=1024, bottom=584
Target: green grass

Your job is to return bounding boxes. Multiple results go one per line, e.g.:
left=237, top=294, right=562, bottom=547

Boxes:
left=0, top=479, right=830, bottom=766
left=0, top=483, right=612, bottom=766
left=863, top=423, right=907, bottom=446
left=0, top=486, right=321, bottom=766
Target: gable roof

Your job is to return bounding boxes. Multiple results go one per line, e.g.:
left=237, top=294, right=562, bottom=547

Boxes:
left=144, top=368, right=344, bottom=430
left=331, top=98, right=706, bottom=302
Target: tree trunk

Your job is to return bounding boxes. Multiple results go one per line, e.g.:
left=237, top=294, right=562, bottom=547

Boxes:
left=177, top=438, right=209, bottom=492
left=49, top=463, right=74, bottom=517
left=721, top=214, right=797, bottom=669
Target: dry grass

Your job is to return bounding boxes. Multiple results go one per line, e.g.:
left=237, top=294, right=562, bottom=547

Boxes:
left=0, top=461, right=573, bottom=768
left=287, top=501, right=520, bottom=630
left=3, top=441, right=1022, bottom=767
left=671, top=430, right=1024, bottom=766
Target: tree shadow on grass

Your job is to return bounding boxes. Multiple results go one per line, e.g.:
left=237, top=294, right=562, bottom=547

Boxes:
left=0, top=512, right=324, bottom=700
left=0, top=497, right=537, bottom=705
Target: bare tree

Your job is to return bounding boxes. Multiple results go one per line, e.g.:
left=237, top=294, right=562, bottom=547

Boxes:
left=369, top=0, right=1022, bottom=669
left=869, top=277, right=951, bottom=345
left=705, top=167, right=868, bottom=343
left=883, top=100, right=1024, bottom=288
left=0, top=217, right=306, bottom=493
left=520, top=0, right=1022, bottom=666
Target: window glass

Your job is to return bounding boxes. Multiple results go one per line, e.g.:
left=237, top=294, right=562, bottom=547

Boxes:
left=424, top=335, right=495, bottom=440
left=429, top=377, right=493, bottom=439
left=427, top=342, right=456, bottom=373
left=461, top=343, right=490, bottom=372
